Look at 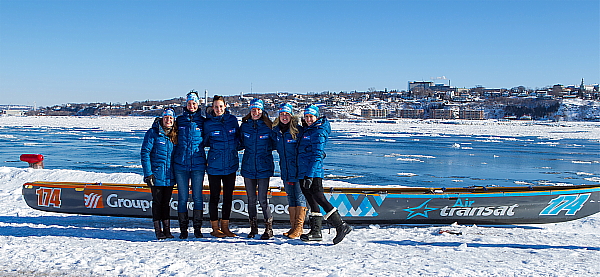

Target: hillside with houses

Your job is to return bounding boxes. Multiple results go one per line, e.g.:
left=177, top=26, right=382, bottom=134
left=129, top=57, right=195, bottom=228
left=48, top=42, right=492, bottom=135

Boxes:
left=3, top=81, right=599, bottom=121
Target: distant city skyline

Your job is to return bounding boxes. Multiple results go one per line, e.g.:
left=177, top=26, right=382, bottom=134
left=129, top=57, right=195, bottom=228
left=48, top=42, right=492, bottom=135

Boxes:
left=1, top=0, right=598, bottom=107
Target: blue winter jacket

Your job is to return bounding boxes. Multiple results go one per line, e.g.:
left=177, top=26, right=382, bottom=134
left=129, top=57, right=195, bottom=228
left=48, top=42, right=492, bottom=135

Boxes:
left=173, top=109, right=206, bottom=172
left=297, top=117, right=331, bottom=179
left=140, top=118, right=176, bottom=186
left=240, top=116, right=274, bottom=179
left=273, top=122, right=302, bottom=183
left=204, top=109, right=240, bottom=176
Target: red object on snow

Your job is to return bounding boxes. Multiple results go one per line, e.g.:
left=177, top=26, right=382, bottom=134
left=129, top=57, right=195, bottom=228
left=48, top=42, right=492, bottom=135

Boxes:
left=20, top=154, right=44, bottom=169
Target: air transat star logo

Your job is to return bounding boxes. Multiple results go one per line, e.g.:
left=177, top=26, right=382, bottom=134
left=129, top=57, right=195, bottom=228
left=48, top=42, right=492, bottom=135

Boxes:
left=404, top=199, right=438, bottom=219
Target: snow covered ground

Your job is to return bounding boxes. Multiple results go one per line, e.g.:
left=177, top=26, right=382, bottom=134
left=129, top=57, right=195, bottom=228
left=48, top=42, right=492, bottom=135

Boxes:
left=0, top=167, right=599, bottom=276
left=0, top=117, right=599, bottom=276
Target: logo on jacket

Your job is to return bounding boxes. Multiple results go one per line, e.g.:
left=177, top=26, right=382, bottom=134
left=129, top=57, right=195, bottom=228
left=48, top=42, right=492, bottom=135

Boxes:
left=259, top=135, right=269, bottom=139
left=286, top=139, right=297, bottom=143
left=84, top=190, right=104, bottom=208
left=228, top=129, right=236, bottom=134
left=211, top=131, right=221, bottom=136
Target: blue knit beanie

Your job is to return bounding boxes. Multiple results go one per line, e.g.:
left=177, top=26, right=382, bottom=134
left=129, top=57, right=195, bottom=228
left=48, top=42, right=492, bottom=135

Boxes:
left=162, top=108, right=175, bottom=118
left=250, top=98, right=264, bottom=110
left=304, top=104, right=319, bottom=117
left=186, top=92, right=199, bottom=104
left=278, top=103, right=294, bottom=115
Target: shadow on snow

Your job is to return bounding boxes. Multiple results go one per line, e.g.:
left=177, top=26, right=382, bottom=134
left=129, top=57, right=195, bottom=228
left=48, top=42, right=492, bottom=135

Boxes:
left=0, top=215, right=330, bottom=245
left=371, top=240, right=599, bottom=251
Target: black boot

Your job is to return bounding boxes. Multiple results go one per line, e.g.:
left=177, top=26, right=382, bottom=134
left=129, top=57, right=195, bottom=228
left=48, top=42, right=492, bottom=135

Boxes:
left=162, top=219, right=174, bottom=238
left=260, top=217, right=274, bottom=240
left=300, top=213, right=323, bottom=242
left=193, top=210, right=204, bottom=238
left=153, top=220, right=166, bottom=240
left=325, top=208, right=352, bottom=245
left=248, top=217, right=259, bottom=238
left=178, top=212, right=189, bottom=239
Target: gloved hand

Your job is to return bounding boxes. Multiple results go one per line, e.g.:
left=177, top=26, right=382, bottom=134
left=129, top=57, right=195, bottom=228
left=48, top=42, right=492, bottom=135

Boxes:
left=144, top=175, right=156, bottom=186
left=302, top=178, right=313, bottom=190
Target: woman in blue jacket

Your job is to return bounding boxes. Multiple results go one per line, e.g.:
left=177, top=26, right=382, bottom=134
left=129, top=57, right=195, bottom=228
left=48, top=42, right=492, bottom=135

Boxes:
left=272, top=103, right=307, bottom=239
left=297, top=104, right=352, bottom=244
left=173, top=91, right=206, bottom=239
left=141, top=109, right=177, bottom=240
left=204, top=95, right=240, bottom=238
left=240, top=98, right=275, bottom=239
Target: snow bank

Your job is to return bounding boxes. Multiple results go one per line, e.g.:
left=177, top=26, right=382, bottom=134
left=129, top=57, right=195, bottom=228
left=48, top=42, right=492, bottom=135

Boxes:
left=0, top=166, right=599, bottom=276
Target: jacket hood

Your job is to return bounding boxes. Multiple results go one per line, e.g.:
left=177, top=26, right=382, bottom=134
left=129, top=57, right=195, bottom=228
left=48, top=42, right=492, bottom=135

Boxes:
left=152, top=117, right=171, bottom=135
left=152, top=117, right=162, bottom=130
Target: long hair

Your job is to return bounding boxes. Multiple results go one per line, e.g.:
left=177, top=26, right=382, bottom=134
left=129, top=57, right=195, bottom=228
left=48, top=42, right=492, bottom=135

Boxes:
left=273, top=115, right=299, bottom=140
left=160, top=118, right=178, bottom=145
left=242, top=111, right=273, bottom=129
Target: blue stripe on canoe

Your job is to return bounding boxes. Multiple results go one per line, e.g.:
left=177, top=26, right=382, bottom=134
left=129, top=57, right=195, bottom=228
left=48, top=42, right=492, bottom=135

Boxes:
left=385, top=188, right=600, bottom=199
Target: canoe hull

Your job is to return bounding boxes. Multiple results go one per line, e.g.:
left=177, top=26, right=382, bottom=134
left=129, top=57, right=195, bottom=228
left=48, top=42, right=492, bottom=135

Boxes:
left=22, top=182, right=600, bottom=225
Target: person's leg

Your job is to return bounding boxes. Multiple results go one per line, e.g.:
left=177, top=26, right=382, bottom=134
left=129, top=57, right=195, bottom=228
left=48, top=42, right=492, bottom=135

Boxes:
left=309, top=178, right=352, bottom=244
left=299, top=178, right=323, bottom=241
left=174, top=170, right=191, bottom=238
left=151, top=186, right=165, bottom=239
left=207, top=174, right=222, bottom=221
left=286, top=181, right=307, bottom=239
left=190, top=170, right=205, bottom=238
left=244, top=178, right=259, bottom=238
left=284, top=181, right=298, bottom=207
left=174, top=170, right=190, bottom=213
left=257, top=178, right=272, bottom=220
left=190, top=170, right=204, bottom=211
left=220, top=173, right=237, bottom=237
left=244, top=178, right=258, bottom=220
left=161, top=186, right=175, bottom=238
left=283, top=181, right=297, bottom=237
left=308, top=177, right=334, bottom=212
left=300, top=178, right=320, bottom=213
left=293, top=181, right=307, bottom=208
left=207, top=174, right=226, bottom=238
left=257, top=178, right=273, bottom=239
left=220, top=173, right=236, bottom=220
left=160, top=186, right=174, bottom=220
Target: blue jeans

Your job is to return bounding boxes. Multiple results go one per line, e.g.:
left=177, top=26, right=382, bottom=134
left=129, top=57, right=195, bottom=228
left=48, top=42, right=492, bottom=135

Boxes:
left=284, top=181, right=306, bottom=207
left=244, top=177, right=272, bottom=220
left=174, top=170, right=205, bottom=213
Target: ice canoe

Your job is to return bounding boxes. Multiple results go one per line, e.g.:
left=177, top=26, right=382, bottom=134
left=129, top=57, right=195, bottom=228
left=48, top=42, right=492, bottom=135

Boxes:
left=23, top=181, right=600, bottom=225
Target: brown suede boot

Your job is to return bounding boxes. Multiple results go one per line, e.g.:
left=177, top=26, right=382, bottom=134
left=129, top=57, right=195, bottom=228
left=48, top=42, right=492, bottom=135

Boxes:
left=288, top=206, right=307, bottom=239
left=220, top=220, right=237, bottom=237
left=210, top=220, right=226, bottom=238
left=283, top=206, right=297, bottom=237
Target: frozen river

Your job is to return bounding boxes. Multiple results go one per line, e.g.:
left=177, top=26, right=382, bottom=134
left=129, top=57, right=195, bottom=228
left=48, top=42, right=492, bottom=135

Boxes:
left=1, top=116, right=598, bottom=188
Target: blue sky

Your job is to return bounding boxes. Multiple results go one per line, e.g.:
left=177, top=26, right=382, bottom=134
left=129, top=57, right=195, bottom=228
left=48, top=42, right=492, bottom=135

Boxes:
left=1, top=0, right=598, bottom=107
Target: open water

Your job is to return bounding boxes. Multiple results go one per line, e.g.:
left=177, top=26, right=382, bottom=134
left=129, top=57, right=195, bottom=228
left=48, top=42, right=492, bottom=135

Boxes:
left=1, top=124, right=598, bottom=188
